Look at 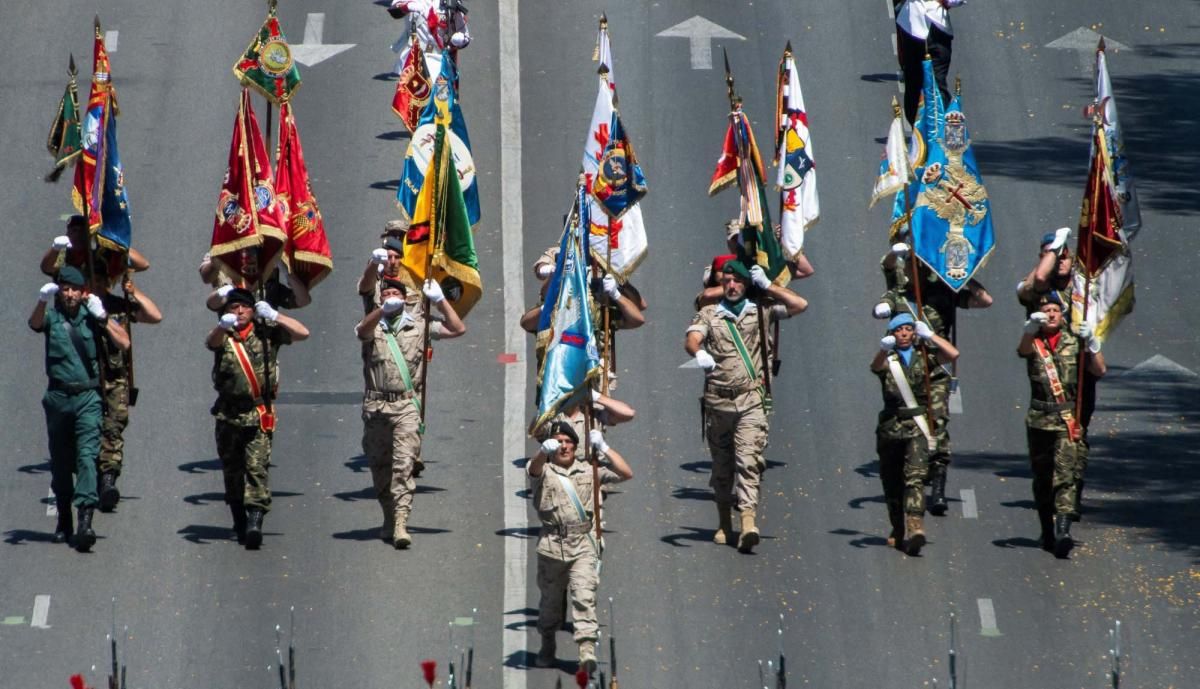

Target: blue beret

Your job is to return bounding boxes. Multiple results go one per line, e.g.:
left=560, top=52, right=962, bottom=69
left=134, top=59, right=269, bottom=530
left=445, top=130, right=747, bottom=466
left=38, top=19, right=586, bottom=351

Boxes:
left=1040, top=232, right=1058, bottom=248
left=888, top=313, right=916, bottom=331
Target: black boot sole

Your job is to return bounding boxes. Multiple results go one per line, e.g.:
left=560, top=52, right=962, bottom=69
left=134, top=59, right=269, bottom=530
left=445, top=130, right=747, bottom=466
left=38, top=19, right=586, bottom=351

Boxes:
left=928, top=502, right=948, bottom=516
left=99, top=487, right=120, bottom=513
left=737, top=531, right=759, bottom=553
left=1054, top=536, right=1073, bottom=559
left=905, top=534, right=926, bottom=556
left=75, top=532, right=96, bottom=552
left=244, top=529, right=262, bottom=550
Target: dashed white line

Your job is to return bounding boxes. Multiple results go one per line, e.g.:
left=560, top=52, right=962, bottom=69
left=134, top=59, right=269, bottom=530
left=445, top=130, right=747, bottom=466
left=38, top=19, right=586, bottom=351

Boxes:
left=977, top=598, right=1000, bottom=636
left=960, top=488, right=977, bottom=518
left=31, top=595, right=51, bottom=629
left=105, top=30, right=119, bottom=53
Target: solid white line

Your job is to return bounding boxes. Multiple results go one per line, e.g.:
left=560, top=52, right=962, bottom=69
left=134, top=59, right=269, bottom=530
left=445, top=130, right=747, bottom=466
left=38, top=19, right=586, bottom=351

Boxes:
left=303, top=13, right=324, bottom=46
left=105, top=30, right=118, bottom=53
left=498, top=1, right=527, bottom=687
left=46, top=489, right=57, bottom=517
left=977, top=598, right=999, bottom=635
left=960, top=488, right=977, bottom=519
left=31, top=595, right=51, bottom=629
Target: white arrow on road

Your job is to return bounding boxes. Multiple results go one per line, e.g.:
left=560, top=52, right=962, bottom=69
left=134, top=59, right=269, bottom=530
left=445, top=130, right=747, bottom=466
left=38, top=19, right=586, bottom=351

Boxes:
left=1045, top=27, right=1130, bottom=72
left=291, top=13, right=355, bottom=67
left=656, top=16, right=745, bottom=70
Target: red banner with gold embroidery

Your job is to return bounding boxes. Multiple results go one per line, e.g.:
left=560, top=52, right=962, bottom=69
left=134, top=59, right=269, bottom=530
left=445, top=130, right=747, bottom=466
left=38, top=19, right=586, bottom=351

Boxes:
left=275, top=102, right=332, bottom=290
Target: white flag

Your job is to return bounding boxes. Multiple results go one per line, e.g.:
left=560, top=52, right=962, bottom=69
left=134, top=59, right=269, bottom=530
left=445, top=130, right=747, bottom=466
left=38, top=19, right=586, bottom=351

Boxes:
left=870, top=110, right=912, bottom=208
left=1094, top=43, right=1141, bottom=239
left=776, top=51, right=818, bottom=259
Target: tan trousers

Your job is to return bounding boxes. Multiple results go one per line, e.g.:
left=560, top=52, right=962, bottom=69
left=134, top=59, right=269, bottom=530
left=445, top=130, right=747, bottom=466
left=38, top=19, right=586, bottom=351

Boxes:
left=536, top=551, right=600, bottom=642
left=705, top=405, right=768, bottom=511
left=363, top=403, right=422, bottom=524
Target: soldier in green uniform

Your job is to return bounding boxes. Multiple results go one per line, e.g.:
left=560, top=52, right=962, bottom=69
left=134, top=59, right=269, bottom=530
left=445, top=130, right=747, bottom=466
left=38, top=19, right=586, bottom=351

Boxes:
left=29, top=266, right=130, bottom=551
left=529, top=422, right=633, bottom=673
left=685, top=260, right=807, bottom=553
left=872, top=241, right=992, bottom=515
left=871, top=313, right=959, bottom=556
left=206, top=288, right=309, bottom=549
left=89, top=264, right=163, bottom=511
left=355, top=275, right=465, bottom=548
left=1018, top=293, right=1105, bottom=557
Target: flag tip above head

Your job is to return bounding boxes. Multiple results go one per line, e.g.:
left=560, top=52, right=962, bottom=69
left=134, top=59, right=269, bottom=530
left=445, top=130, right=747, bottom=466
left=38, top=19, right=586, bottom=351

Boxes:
left=93, top=15, right=101, bottom=33
left=599, top=12, right=607, bottom=28
left=1098, top=36, right=1106, bottom=52
left=891, top=94, right=901, bottom=116
left=68, top=53, right=76, bottom=75
left=783, top=40, right=793, bottom=56
left=955, top=74, right=962, bottom=96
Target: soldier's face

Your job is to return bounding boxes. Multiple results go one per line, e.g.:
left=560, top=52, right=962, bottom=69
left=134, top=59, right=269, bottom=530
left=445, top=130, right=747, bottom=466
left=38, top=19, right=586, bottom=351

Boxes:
left=721, top=273, right=748, bottom=301
left=58, top=283, right=86, bottom=309
left=380, top=286, right=405, bottom=302
left=385, top=250, right=403, bottom=276
left=1040, top=304, right=1064, bottom=332
left=552, top=435, right=576, bottom=464
left=1054, top=249, right=1072, bottom=277
left=226, top=302, right=254, bottom=328
left=892, top=324, right=915, bottom=348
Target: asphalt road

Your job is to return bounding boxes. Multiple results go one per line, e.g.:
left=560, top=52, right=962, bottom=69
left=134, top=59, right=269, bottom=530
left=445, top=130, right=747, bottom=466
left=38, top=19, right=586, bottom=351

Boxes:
left=0, top=2, right=1197, bottom=688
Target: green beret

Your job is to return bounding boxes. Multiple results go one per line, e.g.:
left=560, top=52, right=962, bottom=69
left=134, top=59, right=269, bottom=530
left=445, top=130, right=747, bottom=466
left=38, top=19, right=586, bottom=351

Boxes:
left=721, top=260, right=751, bottom=281
left=56, top=266, right=86, bottom=287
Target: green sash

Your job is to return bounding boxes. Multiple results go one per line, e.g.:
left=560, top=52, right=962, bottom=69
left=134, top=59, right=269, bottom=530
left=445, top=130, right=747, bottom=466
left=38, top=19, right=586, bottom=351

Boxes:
left=382, top=320, right=425, bottom=434
left=722, top=317, right=772, bottom=413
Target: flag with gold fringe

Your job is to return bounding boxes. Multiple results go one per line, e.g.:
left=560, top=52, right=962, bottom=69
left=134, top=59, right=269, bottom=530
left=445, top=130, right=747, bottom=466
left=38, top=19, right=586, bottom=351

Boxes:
left=233, top=5, right=302, bottom=105
left=275, top=102, right=333, bottom=290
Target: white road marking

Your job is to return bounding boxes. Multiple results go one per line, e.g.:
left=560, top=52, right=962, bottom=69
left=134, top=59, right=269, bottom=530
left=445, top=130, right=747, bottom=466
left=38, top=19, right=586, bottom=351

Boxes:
left=105, top=30, right=118, bottom=53
left=46, top=488, right=57, bottom=517
left=977, top=598, right=1000, bottom=636
left=498, top=1, right=527, bottom=687
left=655, top=16, right=745, bottom=70
left=290, top=13, right=355, bottom=67
left=31, top=595, right=51, bottom=629
left=960, top=488, right=977, bottom=519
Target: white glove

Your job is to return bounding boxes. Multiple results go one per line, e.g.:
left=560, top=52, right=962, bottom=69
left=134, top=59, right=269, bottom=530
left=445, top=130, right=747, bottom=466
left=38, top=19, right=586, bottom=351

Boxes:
left=39, top=283, right=60, bottom=302
left=1024, top=312, right=1048, bottom=335
left=382, top=297, right=404, bottom=314
left=370, top=248, right=389, bottom=265
left=219, top=313, right=239, bottom=331
left=1047, top=227, right=1071, bottom=252
left=1086, top=335, right=1102, bottom=354
left=589, top=429, right=610, bottom=454
left=694, top=349, right=717, bottom=371
left=601, top=274, right=621, bottom=300
left=423, top=278, right=445, bottom=303
left=85, top=294, right=107, bottom=319
left=216, top=284, right=234, bottom=298
left=449, top=31, right=470, bottom=49
left=52, top=235, right=72, bottom=251
left=591, top=388, right=601, bottom=403
left=880, top=335, right=897, bottom=352
left=254, top=301, right=279, bottom=322
left=535, top=263, right=553, bottom=280
left=915, top=321, right=934, bottom=340
left=540, top=438, right=560, bottom=455
left=873, top=302, right=892, bottom=319
left=891, top=242, right=909, bottom=259
left=1076, top=324, right=1093, bottom=341
left=749, top=265, right=771, bottom=290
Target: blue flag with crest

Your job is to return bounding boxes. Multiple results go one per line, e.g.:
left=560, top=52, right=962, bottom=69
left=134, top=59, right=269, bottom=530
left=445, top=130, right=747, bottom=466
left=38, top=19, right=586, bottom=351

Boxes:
left=97, top=112, right=132, bottom=252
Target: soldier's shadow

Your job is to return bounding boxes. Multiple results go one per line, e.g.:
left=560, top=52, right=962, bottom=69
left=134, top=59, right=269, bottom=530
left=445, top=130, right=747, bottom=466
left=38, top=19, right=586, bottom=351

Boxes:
left=660, top=526, right=716, bottom=548
left=848, top=495, right=886, bottom=510
left=830, top=527, right=891, bottom=549
left=344, top=455, right=369, bottom=473
left=177, top=524, right=261, bottom=545
left=853, top=460, right=879, bottom=478
left=17, top=460, right=50, bottom=475
left=3, top=529, right=57, bottom=545
left=670, top=486, right=713, bottom=502
left=177, top=458, right=221, bottom=474
left=332, top=525, right=452, bottom=541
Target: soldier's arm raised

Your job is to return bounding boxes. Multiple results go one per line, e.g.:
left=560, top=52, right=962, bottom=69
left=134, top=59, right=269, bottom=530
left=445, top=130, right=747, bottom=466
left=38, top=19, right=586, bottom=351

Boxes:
left=433, top=298, right=466, bottom=338
left=929, top=332, right=959, bottom=365
left=1087, top=351, right=1107, bottom=378
left=763, top=284, right=808, bottom=317
left=598, top=444, right=633, bottom=482
left=356, top=307, right=385, bottom=341
left=125, top=279, right=163, bottom=324
left=273, top=313, right=310, bottom=342
left=127, top=248, right=150, bottom=272
left=103, top=317, right=131, bottom=352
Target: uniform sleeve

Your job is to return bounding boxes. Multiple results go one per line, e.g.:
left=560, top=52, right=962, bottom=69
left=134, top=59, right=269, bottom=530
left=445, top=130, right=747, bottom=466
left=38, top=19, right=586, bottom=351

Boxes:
left=686, top=311, right=709, bottom=338
left=429, top=321, right=450, bottom=340
left=768, top=303, right=792, bottom=322
left=598, top=466, right=625, bottom=485
left=265, top=323, right=294, bottom=347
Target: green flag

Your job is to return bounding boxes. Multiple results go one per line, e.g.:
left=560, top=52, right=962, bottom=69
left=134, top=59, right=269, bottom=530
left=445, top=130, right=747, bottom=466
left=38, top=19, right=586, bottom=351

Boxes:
left=45, top=57, right=82, bottom=182
left=233, top=7, right=301, bottom=104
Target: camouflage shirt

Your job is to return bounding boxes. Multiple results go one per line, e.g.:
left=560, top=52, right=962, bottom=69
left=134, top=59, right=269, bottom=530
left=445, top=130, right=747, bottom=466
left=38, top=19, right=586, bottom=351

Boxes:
left=210, top=323, right=292, bottom=426
left=1020, top=330, right=1082, bottom=432
left=874, top=348, right=935, bottom=440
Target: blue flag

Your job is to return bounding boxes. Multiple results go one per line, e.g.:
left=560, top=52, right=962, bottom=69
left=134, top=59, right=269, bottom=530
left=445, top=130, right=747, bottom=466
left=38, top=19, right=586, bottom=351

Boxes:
left=589, top=110, right=646, bottom=220
left=892, top=59, right=994, bottom=291
left=397, top=57, right=480, bottom=228
left=530, top=188, right=601, bottom=434
left=97, top=112, right=132, bottom=252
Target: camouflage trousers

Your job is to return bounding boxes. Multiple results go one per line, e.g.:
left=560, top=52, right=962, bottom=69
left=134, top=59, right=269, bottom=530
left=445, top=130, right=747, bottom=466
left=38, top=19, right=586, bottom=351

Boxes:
left=215, top=420, right=272, bottom=512
left=1026, top=427, right=1084, bottom=516
left=98, top=375, right=130, bottom=476
left=362, top=404, right=422, bottom=526
left=536, top=551, right=601, bottom=642
left=877, top=434, right=928, bottom=515
left=927, top=416, right=951, bottom=473
left=705, top=405, right=768, bottom=512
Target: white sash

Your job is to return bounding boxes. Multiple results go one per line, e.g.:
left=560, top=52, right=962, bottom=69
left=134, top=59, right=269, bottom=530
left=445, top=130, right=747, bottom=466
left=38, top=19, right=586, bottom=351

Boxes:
left=887, top=353, right=936, bottom=451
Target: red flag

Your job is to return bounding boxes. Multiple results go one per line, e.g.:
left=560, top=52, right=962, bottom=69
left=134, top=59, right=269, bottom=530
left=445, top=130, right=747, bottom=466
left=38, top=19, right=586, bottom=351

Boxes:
left=72, top=23, right=116, bottom=232
left=275, top=102, right=333, bottom=290
left=391, top=36, right=431, bottom=132
left=210, top=89, right=287, bottom=287
left=1076, top=127, right=1124, bottom=278
left=709, top=121, right=739, bottom=196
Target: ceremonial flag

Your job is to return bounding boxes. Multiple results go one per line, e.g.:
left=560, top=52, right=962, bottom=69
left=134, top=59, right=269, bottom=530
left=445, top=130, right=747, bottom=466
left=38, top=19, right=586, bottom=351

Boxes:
left=275, top=102, right=333, bottom=290
left=397, top=57, right=480, bottom=228
left=893, top=59, right=994, bottom=291
left=530, top=188, right=601, bottom=434
left=210, top=90, right=288, bottom=286
left=580, top=20, right=647, bottom=283
left=399, top=97, right=482, bottom=317
left=1091, top=39, right=1141, bottom=240
left=589, top=110, right=647, bottom=221
left=870, top=100, right=911, bottom=210
left=775, top=45, right=818, bottom=259
left=1071, top=126, right=1134, bottom=342
left=46, top=56, right=82, bottom=182
left=72, top=23, right=131, bottom=253
left=233, top=5, right=302, bottom=105
left=392, top=34, right=432, bottom=132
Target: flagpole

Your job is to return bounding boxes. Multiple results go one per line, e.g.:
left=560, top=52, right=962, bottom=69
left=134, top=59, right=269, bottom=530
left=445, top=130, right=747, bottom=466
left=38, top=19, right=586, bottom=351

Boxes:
left=584, top=398, right=602, bottom=547
left=898, top=90, right=936, bottom=436
left=418, top=112, right=450, bottom=428
left=1074, top=123, right=1103, bottom=432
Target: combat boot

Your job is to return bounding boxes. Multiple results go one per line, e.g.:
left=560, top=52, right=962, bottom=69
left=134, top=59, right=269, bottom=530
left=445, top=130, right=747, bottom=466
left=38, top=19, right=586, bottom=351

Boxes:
left=713, top=504, right=733, bottom=545
left=737, top=509, right=759, bottom=553
left=74, top=506, right=96, bottom=552
left=904, top=514, right=925, bottom=556
left=393, top=513, right=412, bottom=549
left=229, top=502, right=247, bottom=544
left=52, top=499, right=73, bottom=544
left=927, top=468, right=948, bottom=516
left=886, top=501, right=905, bottom=548
left=1037, top=507, right=1055, bottom=552
left=578, top=640, right=598, bottom=675
left=1053, top=514, right=1073, bottom=559
left=534, top=633, right=556, bottom=668
left=98, top=472, right=120, bottom=512
left=244, top=508, right=264, bottom=550
left=1070, top=481, right=1084, bottom=522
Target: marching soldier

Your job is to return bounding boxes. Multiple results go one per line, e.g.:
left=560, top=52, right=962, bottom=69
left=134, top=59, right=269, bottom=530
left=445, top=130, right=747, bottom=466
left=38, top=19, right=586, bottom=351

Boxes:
left=29, top=266, right=130, bottom=551
left=355, top=274, right=465, bottom=548
left=684, top=260, right=807, bottom=553
left=200, top=255, right=311, bottom=312
left=893, top=0, right=965, bottom=124
left=529, top=422, right=632, bottom=672
left=357, top=220, right=422, bottom=314
left=1019, top=293, right=1105, bottom=557
left=89, top=262, right=163, bottom=511
left=388, top=0, right=470, bottom=77
left=872, top=313, right=959, bottom=555
left=206, top=288, right=309, bottom=549
left=40, top=214, right=149, bottom=280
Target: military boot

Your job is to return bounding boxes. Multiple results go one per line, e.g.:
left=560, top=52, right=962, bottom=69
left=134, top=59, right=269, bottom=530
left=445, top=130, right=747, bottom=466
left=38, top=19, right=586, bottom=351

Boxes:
left=98, top=472, right=120, bottom=512
left=1037, top=507, right=1055, bottom=552
left=713, top=504, right=733, bottom=545
left=578, top=640, right=598, bottom=675
left=737, top=509, right=760, bottom=553
left=229, top=502, right=247, bottom=544
left=393, top=512, right=412, bottom=549
left=1070, top=481, right=1084, bottom=522
left=904, top=514, right=925, bottom=556
left=52, top=499, right=73, bottom=544
left=534, top=632, right=556, bottom=668
left=927, top=467, right=948, bottom=516
left=1053, top=514, right=1073, bottom=559
left=74, top=506, right=96, bottom=552
left=886, top=501, right=905, bottom=548
left=244, top=508, right=264, bottom=550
